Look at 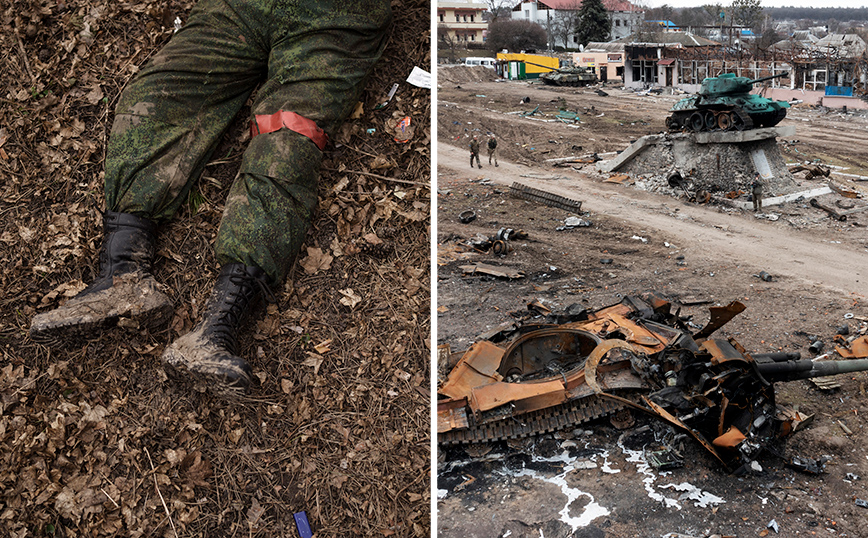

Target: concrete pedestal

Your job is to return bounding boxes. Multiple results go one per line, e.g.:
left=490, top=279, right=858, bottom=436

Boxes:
left=596, top=126, right=799, bottom=196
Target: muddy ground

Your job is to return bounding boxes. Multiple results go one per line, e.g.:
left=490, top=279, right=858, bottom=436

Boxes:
left=436, top=72, right=868, bottom=538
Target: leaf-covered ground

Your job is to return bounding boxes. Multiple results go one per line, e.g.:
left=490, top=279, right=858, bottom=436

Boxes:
left=1, top=1, right=431, bottom=536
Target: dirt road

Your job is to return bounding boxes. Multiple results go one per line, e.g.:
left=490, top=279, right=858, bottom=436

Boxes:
left=438, top=143, right=868, bottom=297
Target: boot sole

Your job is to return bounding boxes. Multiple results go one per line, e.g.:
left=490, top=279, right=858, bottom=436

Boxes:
left=30, top=274, right=173, bottom=345
left=162, top=336, right=254, bottom=397
left=30, top=302, right=174, bottom=345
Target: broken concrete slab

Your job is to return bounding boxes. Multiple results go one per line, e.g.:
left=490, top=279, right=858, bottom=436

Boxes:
left=459, top=263, right=524, bottom=279
left=717, top=186, right=832, bottom=210
left=596, top=134, right=665, bottom=173
left=693, top=125, right=796, bottom=144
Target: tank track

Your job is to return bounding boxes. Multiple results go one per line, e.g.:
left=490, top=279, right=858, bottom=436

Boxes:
left=733, top=107, right=754, bottom=130
left=510, top=182, right=583, bottom=213
left=439, top=393, right=626, bottom=445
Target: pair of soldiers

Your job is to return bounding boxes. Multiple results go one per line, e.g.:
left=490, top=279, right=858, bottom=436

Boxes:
left=469, top=135, right=498, bottom=168
left=30, top=0, right=392, bottom=395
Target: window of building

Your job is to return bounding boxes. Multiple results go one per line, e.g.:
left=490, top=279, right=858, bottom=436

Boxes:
left=456, top=15, right=460, bottom=22
left=463, top=14, right=467, bottom=22
left=470, top=14, right=474, bottom=22
left=439, top=13, right=444, bottom=22
left=615, top=19, right=620, bottom=26
left=525, top=10, right=529, bottom=19
left=470, top=33, right=475, bottom=41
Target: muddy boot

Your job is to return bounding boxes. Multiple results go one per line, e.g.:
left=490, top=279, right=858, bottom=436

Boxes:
left=162, top=263, right=274, bottom=394
left=30, top=211, right=172, bottom=343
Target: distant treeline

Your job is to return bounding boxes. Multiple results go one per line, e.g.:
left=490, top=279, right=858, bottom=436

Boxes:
left=761, top=7, right=868, bottom=22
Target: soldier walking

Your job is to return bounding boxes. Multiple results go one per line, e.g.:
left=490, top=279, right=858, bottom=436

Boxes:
left=487, top=135, right=498, bottom=167
left=469, top=135, right=482, bottom=169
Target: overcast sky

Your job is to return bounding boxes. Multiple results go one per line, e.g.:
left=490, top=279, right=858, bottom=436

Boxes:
left=641, top=1, right=868, bottom=7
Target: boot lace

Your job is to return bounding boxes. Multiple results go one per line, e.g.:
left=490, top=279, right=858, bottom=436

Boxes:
left=208, top=269, right=277, bottom=354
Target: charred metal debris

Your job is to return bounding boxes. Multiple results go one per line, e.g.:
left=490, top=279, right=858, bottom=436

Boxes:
left=438, top=292, right=868, bottom=474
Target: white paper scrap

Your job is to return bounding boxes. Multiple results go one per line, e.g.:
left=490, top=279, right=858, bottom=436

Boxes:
left=406, top=66, right=431, bottom=89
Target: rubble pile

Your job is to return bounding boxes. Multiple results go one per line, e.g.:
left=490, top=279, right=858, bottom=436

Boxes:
left=601, top=131, right=799, bottom=197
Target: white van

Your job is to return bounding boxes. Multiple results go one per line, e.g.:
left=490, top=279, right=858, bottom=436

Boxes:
left=463, top=57, right=496, bottom=69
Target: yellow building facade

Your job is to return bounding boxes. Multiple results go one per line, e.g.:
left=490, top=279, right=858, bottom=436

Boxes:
left=437, top=0, right=488, bottom=43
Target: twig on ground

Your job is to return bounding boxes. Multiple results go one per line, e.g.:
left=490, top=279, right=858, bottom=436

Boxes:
left=145, top=447, right=179, bottom=538
left=13, top=29, right=35, bottom=85
left=101, top=487, right=120, bottom=509
left=322, top=167, right=429, bottom=187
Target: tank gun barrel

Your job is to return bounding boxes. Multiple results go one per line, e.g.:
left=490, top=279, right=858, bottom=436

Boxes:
left=756, top=357, right=868, bottom=382
left=748, top=72, right=789, bottom=85
left=524, top=61, right=557, bottom=71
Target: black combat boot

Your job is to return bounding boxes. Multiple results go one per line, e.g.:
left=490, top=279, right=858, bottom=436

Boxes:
left=30, top=211, right=172, bottom=342
left=162, top=263, right=274, bottom=394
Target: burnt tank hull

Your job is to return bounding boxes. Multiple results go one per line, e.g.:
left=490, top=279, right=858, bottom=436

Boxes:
left=437, top=293, right=868, bottom=473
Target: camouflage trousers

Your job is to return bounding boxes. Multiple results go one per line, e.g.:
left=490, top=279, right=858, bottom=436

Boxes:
left=105, top=0, right=391, bottom=286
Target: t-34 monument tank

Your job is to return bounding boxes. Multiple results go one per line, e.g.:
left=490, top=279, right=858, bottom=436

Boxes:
left=666, top=72, right=790, bottom=132
left=538, top=64, right=598, bottom=87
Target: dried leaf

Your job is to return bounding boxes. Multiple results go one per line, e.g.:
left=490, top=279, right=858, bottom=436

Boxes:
left=227, top=427, right=245, bottom=444
left=299, top=247, right=333, bottom=275
left=338, top=288, right=362, bottom=309
left=363, top=232, right=383, bottom=245
left=181, top=451, right=212, bottom=487
left=303, top=353, right=324, bottom=375
left=86, top=85, right=104, bottom=105
left=330, top=473, right=349, bottom=489
left=246, top=498, right=265, bottom=527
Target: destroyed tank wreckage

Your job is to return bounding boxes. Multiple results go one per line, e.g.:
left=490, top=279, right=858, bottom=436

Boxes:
left=666, top=72, right=791, bottom=133
left=438, top=293, right=868, bottom=473
left=534, top=63, right=599, bottom=87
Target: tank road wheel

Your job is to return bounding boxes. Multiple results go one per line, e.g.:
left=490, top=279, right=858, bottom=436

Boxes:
left=731, top=112, right=746, bottom=131
left=717, top=112, right=733, bottom=131
left=665, top=115, right=679, bottom=131
left=689, top=112, right=705, bottom=132
left=704, top=110, right=717, bottom=131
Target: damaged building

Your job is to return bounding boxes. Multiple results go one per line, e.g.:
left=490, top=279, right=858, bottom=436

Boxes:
left=622, top=32, right=868, bottom=110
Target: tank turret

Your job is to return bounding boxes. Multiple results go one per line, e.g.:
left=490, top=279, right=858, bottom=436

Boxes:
left=666, top=72, right=791, bottom=132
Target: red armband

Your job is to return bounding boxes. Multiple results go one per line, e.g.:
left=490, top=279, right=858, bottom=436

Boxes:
left=250, top=110, right=329, bottom=151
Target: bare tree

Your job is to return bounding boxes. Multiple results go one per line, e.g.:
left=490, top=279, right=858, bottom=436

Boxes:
left=486, top=0, right=515, bottom=24
left=487, top=19, right=548, bottom=53
left=438, top=24, right=460, bottom=64
left=550, top=2, right=582, bottom=50
left=730, top=0, right=763, bottom=32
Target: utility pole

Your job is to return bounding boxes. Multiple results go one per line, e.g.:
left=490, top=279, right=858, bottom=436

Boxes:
left=547, top=8, right=552, bottom=52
